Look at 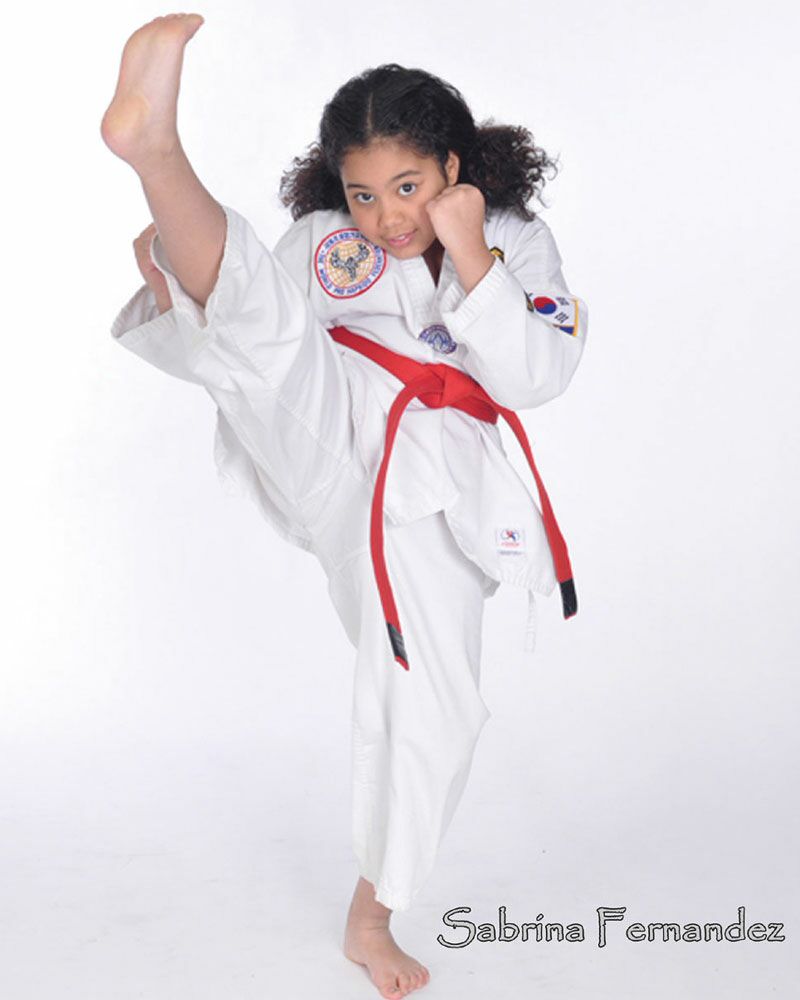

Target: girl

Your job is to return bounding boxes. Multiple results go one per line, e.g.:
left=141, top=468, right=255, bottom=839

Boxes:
left=102, top=12, right=588, bottom=999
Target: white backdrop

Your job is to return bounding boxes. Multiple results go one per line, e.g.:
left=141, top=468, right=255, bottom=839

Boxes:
left=1, top=1, right=798, bottom=997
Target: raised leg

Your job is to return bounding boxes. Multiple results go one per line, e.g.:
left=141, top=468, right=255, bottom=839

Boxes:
left=100, top=13, right=225, bottom=307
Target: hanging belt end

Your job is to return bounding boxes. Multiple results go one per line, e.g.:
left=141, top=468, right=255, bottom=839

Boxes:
left=559, top=578, right=578, bottom=619
left=387, top=622, right=410, bottom=670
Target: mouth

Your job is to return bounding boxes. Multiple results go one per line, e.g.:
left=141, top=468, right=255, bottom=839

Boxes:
left=385, top=231, right=415, bottom=248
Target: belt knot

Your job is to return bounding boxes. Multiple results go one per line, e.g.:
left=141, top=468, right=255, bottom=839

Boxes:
left=416, top=364, right=479, bottom=409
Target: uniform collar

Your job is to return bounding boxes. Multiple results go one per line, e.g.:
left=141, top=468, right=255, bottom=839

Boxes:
left=397, top=250, right=455, bottom=297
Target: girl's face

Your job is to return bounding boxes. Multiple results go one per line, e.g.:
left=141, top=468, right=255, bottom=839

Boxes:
left=340, top=138, right=460, bottom=258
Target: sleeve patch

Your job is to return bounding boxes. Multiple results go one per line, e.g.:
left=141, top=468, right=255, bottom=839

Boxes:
left=525, top=293, right=578, bottom=336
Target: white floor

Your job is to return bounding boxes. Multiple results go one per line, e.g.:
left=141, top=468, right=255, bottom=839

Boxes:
left=2, top=695, right=796, bottom=999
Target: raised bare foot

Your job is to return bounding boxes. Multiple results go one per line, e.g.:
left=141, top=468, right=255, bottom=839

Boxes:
left=343, top=876, right=430, bottom=998
left=100, top=12, right=204, bottom=171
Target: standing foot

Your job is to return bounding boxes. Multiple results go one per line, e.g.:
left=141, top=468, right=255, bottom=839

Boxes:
left=343, top=876, right=431, bottom=998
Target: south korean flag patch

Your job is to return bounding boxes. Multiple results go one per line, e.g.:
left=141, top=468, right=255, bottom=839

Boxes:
left=525, top=293, right=579, bottom=336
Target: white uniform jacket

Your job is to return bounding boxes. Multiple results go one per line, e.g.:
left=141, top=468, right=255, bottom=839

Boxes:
left=110, top=202, right=588, bottom=629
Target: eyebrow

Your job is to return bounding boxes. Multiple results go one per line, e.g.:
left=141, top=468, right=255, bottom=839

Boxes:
left=344, top=170, right=423, bottom=191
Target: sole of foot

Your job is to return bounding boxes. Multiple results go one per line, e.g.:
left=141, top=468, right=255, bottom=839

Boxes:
left=100, top=13, right=204, bottom=170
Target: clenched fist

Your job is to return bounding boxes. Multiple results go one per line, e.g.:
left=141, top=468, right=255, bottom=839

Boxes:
left=133, top=223, right=173, bottom=314
left=425, top=183, right=495, bottom=294
left=425, top=183, right=488, bottom=255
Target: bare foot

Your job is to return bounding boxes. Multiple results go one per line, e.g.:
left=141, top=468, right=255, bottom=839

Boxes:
left=343, top=876, right=431, bottom=998
left=100, top=12, right=204, bottom=171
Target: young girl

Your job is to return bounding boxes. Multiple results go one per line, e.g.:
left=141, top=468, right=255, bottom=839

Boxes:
left=102, top=13, right=588, bottom=998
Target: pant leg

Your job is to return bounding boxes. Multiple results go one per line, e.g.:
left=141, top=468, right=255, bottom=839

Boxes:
left=328, top=509, right=492, bottom=912
left=120, top=203, right=360, bottom=529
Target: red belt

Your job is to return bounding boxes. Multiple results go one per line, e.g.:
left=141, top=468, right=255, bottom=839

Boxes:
left=327, top=325, right=577, bottom=671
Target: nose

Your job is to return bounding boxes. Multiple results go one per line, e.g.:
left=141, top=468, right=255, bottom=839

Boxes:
left=378, top=198, right=406, bottom=232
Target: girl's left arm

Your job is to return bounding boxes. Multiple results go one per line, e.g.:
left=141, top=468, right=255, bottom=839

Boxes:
left=440, top=215, right=588, bottom=411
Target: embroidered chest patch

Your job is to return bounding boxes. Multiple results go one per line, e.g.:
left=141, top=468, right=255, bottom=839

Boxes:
left=314, top=228, right=386, bottom=299
left=525, top=293, right=579, bottom=336
left=418, top=324, right=457, bottom=355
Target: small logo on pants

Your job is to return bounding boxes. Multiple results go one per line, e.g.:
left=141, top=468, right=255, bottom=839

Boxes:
left=495, top=527, right=526, bottom=554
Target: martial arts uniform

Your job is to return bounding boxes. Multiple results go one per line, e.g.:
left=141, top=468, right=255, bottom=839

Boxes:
left=110, top=203, right=588, bottom=910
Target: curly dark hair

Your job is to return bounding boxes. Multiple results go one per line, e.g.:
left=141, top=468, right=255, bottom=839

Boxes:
left=279, top=64, right=560, bottom=222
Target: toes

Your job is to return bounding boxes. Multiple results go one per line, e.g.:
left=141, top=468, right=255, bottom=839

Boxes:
left=377, top=964, right=431, bottom=997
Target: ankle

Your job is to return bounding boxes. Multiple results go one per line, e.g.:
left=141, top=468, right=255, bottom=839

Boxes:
left=347, top=896, right=392, bottom=928
left=348, top=904, right=392, bottom=930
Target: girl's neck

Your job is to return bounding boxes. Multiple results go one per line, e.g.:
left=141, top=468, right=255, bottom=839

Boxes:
left=422, top=239, right=445, bottom=287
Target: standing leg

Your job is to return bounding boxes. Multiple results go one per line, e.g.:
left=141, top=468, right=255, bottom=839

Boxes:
left=346, top=509, right=491, bottom=911
left=328, top=508, right=491, bottom=996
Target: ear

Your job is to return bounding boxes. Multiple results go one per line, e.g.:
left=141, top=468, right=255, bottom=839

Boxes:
left=444, top=150, right=460, bottom=186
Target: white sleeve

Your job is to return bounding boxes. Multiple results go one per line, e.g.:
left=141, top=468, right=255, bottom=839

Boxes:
left=109, top=281, right=209, bottom=386
left=109, top=205, right=323, bottom=394
left=439, top=215, right=588, bottom=410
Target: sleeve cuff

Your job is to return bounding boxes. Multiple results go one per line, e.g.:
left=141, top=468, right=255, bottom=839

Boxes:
left=109, top=280, right=213, bottom=387
left=441, top=257, right=511, bottom=339
left=110, top=282, right=161, bottom=341
left=110, top=282, right=208, bottom=353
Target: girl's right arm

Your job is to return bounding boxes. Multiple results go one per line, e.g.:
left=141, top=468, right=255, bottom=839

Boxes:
left=133, top=223, right=172, bottom=314
left=111, top=205, right=323, bottom=390
left=110, top=204, right=355, bottom=528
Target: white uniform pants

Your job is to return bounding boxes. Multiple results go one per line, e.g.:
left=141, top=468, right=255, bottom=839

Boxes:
left=326, top=508, right=492, bottom=911
left=203, top=295, right=495, bottom=911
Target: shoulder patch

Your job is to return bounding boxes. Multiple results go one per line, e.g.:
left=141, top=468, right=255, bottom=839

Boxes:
left=314, top=228, right=386, bottom=299
left=525, top=293, right=579, bottom=336
left=489, top=246, right=505, bottom=262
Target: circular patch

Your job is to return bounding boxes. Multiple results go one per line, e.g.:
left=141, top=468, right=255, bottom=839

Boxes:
left=418, top=324, right=457, bottom=355
left=314, top=228, right=386, bottom=299
left=531, top=296, right=557, bottom=315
